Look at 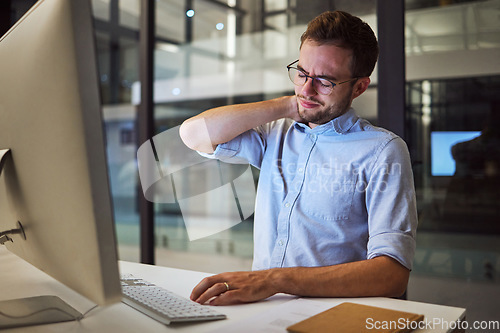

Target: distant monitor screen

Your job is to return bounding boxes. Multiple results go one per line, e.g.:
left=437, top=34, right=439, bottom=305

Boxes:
left=431, top=131, right=481, bottom=176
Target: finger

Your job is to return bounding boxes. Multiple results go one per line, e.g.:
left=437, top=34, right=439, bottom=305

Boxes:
left=190, top=276, right=219, bottom=301
left=208, top=290, right=240, bottom=306
left=195, top=282, right=230, bottom=305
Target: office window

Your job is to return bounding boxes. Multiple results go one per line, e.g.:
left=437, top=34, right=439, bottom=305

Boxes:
left=404, top=0, right=500, bottom=280
left=404, top=0, right=500, bottom=326
left=91, top=0, right=141, bottom=261
left=408, top=76, right=500, bottom=235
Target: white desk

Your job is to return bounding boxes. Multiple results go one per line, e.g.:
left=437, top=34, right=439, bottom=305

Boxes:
left=0, top=248, right=465, bottom=332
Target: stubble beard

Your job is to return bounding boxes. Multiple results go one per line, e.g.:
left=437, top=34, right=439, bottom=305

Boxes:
left=297, top=89, right=353, bottom=126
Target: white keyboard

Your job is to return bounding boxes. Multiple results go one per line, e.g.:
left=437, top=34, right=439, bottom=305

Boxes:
left=121, top=275, right=226, bottom=325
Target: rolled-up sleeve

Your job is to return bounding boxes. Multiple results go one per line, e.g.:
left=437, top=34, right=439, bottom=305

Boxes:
left=198, top=135, right=243, bottom=159
left=197, top=122, right=280, bottom=169
left=365, top=137, right=418, bottom=270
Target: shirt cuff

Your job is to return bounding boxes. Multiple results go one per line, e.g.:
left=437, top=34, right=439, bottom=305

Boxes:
left=197, top=136, right=249, bottom=164
left=367, top=232, right=416, bottom=270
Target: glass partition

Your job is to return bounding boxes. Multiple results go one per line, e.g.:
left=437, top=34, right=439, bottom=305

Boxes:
left=92, top=0, right=141, bottom=261
left=404, top=0, right=500, bottom=281
left=404, top=0, right=500, bottom=326
left=407, top=76, right=500, bottom=277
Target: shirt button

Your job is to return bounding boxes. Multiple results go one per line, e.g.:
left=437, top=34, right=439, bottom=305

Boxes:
left=284, top=202, right=290, bottom=208
left=298, top=168, right=304, bottom=173
left=309, top=134, right=316, bottom=140
left=278, top=240, right=284, bottom=246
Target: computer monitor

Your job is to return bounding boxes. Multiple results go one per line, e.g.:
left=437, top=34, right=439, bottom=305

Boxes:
left=0, top=0, right=121, bottom=327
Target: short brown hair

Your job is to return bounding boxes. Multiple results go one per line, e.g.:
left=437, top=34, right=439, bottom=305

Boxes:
left=300, top=11, right=379, bottom=78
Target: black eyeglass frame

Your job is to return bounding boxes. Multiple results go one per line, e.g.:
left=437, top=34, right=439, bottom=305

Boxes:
left=286, top=59, right=359, bottom=95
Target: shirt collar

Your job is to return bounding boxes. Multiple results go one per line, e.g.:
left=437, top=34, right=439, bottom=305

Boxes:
left=294, top=108, right=359, bottom=135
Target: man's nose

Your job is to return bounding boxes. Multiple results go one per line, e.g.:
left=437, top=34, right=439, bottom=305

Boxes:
left=301, top=78, right=317, bottom=96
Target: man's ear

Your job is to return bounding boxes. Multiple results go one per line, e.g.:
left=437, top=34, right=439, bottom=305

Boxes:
left=352, top=77, right=371, bottom=100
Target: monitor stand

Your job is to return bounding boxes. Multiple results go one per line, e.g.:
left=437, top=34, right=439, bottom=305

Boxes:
left=0, top=296, right=83, bottom=329
left=0, top=149, right=84, bottom=328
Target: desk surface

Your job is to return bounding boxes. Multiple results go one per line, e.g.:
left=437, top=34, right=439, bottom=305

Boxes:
left=0, top=247, right=465, bottom=332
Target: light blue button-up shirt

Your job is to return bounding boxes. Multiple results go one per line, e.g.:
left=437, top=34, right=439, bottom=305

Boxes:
left=206, top=108, right=417, bottom=271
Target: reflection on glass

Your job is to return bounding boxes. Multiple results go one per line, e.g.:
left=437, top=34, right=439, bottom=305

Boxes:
left=431, top=131, right=481, bottom=176
left=407, top=76, right=500, bottom=282
left=442, top=102, right=500, bottom=233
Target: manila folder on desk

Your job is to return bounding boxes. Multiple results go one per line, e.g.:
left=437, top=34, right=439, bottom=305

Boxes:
left=286, top=302, right=424, bottom=333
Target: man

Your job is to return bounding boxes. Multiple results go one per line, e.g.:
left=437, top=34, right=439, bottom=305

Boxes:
left=180, top=10, right=417, bottom=306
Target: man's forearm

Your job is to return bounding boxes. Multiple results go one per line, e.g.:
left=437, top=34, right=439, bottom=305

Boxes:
left=179, top=95, right=298, bottom=153
left=270, top=256, right=409, bottom=298
left=191, top=256, right=410, bottom=305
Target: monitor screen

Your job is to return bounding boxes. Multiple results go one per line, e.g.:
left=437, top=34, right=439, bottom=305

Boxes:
left=431, top=131, right=482, bottom=176
left=0, top=0, right=121, bottom=311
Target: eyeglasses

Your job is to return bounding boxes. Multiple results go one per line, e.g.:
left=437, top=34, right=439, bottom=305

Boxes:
left=287, top=60, right=358, bottom=95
